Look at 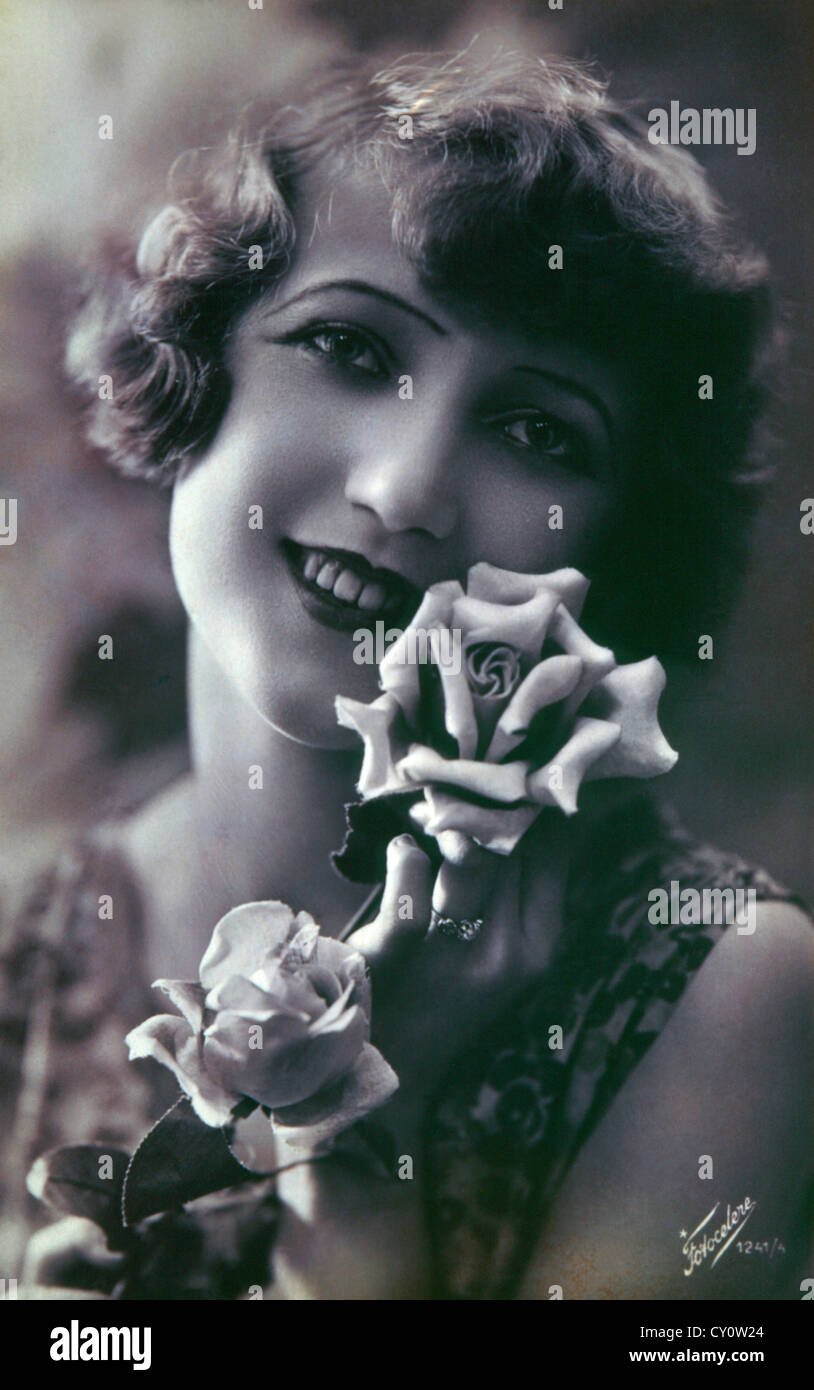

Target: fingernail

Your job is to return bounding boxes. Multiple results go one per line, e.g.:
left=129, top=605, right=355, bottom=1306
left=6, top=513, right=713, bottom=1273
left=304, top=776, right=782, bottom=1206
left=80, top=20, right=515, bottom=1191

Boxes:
left=393, top=833, right=418, bottom=848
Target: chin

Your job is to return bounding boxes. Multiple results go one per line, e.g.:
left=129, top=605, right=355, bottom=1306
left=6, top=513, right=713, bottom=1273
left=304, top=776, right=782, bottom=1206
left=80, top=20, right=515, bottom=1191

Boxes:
left=201, top=611, right=383, bottom=748
left=246, top=672, right=365, bottom=751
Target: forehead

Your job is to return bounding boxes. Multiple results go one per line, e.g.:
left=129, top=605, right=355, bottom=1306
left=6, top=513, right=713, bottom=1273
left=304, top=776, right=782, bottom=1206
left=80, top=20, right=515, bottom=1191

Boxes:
left=289, top=167, right=406, bottom=287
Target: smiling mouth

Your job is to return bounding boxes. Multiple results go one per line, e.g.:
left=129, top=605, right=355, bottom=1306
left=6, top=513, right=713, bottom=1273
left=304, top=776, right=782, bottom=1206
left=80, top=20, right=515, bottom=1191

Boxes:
left=281, top=539, right=423, bottom=631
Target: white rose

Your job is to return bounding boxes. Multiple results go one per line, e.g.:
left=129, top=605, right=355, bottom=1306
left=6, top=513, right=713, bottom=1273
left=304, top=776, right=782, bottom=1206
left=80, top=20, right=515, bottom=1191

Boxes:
left=336, top=563, right=677, bottom=861
left=126, top=901, right=397, bottom=1145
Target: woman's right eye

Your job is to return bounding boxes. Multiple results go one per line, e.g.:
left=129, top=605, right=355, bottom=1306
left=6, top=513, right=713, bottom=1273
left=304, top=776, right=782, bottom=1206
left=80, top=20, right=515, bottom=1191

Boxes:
left=293, top=324, right=389, bottom=378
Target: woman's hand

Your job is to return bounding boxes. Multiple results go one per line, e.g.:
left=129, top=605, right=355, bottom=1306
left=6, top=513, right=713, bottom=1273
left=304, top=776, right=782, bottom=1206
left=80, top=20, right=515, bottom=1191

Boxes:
left=346, top=814, right=571, bottom=1138
left=270, top=818, right=572, bottom=1299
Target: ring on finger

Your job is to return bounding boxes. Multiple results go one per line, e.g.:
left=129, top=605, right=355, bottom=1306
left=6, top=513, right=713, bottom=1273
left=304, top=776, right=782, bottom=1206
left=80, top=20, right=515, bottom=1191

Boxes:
left=429, top=910, right=484, bottom=942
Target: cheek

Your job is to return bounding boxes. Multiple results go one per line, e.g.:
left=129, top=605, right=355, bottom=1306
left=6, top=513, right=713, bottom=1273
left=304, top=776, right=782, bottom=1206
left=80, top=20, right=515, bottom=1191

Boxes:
left=167, top=394, right=305, bottom=622
left=465, top=472, right=616, bottom=573
left=169, top=466, right=254, bottom=628
left=168, top=449, right=380, bottom=745
left=168, top=452, right=287, bottom=719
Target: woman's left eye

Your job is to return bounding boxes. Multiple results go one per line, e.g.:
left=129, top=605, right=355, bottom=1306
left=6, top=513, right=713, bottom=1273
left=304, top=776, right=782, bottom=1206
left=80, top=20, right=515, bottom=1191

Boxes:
left=297, top=325, right=387, bottom=378
left=498, top=413, right=588, bottom=470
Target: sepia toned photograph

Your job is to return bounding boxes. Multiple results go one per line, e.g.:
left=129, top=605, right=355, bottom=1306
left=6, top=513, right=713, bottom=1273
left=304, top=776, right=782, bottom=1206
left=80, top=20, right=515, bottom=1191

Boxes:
left=0, top=0, right=812, bottom=1321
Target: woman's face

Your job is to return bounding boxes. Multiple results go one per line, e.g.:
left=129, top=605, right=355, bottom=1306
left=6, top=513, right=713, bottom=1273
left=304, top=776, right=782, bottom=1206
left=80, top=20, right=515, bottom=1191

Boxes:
left=170, top=169, right=635, bottom=747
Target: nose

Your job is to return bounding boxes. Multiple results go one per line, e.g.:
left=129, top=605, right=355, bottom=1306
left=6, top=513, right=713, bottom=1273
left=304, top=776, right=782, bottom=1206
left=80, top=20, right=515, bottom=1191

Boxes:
left=343, top=406, right=459, bottom=540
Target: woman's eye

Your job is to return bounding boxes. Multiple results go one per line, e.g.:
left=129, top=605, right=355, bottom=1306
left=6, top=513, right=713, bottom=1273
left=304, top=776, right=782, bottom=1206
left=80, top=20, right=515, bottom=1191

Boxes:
left=499, top=414, right=591, bottom=474
left=298, top=325, right=386, bottom=378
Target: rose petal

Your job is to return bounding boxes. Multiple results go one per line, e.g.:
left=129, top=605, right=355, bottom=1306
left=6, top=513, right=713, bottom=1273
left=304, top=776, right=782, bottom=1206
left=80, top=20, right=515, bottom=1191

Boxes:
left=465, top=562, right=590, bottom=619
left=436, top=654, right=479, bottom=759
left=335, top=692, right=409, bottom=798
left=314, top=939, right=371, bottom=1020
left=485, top=654, right=583, bottom=761
left=313, top=935, right=365, bottom=978
left=298, top=974, right=347, bottom=1027
left=549, top=605, right=616, bottom=717
left=464, top=642, right=521, bottom=700
left=203, top=990, right=369, bottom=1112
left=204, top=1007, right=310, bottom=1053
left=295, top=963, right=344, bottom=1008
left=258, top=1007, right=368, bottom=1112
left=585, top=657, right=679, bottom=780
left=227, top=1107, right=280, bottom=1173
left=126, top=1014, right=238, bottom=1127
left=281, top=921, right=320, bottom=968
left=206, top=972, right=279, bottom=1015
left=152, top=979, right=207, bottom=1031
left=378, top=582, right=462, bottom=720
left=408, top=798, right=433, bottom=830
left=270, top=1042, right=399, bottom=1151
left=345, top=968, right=372, bottom=1023
left=411, top=789, right=538, bottom=856
left=198, top=901, right=310, bottom=991
left=202, top=1009, right=314, bottom=1110
left=451, top=590, right=559, bottom=659
left=206, top=968, right=323, bottom=1022
left=527, top=716, right=621, bottom=814
left=397, top=743, right=531, bottom=803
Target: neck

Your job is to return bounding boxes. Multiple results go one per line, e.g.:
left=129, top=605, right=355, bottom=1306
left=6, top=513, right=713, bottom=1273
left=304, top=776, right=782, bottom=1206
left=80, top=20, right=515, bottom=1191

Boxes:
left=188, top=630, right=368, bottom=936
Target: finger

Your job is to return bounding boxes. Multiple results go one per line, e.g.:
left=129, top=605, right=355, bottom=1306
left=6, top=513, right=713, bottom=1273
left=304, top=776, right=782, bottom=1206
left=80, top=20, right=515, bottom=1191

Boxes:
left=504, top=810, right=571, bottom=969
left=347, top=834, right=433, bottom=965
left=428, top=837, right=499, bottom=934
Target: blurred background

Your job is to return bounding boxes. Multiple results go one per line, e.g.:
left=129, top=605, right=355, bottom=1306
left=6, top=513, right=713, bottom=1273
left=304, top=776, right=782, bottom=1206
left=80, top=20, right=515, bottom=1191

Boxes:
left=0, top=0, right=811, bottom=904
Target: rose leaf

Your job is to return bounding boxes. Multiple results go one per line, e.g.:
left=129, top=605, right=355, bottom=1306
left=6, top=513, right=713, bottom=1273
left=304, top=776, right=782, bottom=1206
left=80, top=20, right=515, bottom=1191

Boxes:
left=331, top=792, right=440, bottom=884
left=27, top=1145, right=131, bottom=1244
left=122, top=1096, right=262, bottom=1226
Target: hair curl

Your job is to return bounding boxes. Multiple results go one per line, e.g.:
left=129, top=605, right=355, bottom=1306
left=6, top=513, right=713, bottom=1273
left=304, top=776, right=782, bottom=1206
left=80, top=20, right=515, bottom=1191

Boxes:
left=65, top=46, right=780, bottom=659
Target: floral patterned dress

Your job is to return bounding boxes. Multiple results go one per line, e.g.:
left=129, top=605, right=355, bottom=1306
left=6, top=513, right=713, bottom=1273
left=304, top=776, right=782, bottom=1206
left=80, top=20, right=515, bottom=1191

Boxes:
left=0, top=792, right=805, bottom=1299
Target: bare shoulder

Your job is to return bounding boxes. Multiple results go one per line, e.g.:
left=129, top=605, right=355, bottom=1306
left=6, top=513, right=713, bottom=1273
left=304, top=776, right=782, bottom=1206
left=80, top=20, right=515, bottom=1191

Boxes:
left=687, top=898, right=814, bottom=999
left=518, top=900, right=814, bottom=1299
left=636, top=899, right=814, bottom=1174
left=663, top=900, right=814, bottom=1071
left=594, top=898, right=814, bottom=1116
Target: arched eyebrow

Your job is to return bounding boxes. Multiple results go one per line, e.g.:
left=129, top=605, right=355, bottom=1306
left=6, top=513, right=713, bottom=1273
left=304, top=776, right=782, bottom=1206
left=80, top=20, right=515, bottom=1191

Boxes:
left=507, top=365, right=615, bottom=441
left=261, top=279, right=448, bottom=336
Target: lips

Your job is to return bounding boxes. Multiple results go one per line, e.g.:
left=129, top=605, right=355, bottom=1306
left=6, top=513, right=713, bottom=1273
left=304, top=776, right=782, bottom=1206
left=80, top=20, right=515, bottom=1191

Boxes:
left=282, top=540, right=422, bottom=632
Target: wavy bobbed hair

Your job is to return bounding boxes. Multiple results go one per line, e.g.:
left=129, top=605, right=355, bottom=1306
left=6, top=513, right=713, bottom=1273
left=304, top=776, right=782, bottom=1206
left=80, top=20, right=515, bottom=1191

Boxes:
left=66, top=47, right=779, bottom=660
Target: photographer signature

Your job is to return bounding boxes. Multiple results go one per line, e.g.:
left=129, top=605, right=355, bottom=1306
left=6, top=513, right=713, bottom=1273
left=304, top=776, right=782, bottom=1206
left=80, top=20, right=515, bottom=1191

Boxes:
left=680, top=1197, right=756, bottom=1276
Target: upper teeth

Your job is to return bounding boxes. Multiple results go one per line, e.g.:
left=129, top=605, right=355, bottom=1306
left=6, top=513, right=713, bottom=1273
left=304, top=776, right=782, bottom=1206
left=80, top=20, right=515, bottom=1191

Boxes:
left=300, top=549, right=391, bottom=611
